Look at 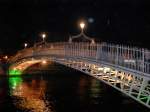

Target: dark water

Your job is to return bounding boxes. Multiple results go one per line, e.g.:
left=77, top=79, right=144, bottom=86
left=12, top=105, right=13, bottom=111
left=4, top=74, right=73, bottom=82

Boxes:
left=0, top=63, right=149, bottom=112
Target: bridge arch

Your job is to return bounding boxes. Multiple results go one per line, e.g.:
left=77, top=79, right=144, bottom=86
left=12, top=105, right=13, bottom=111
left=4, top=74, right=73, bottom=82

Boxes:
left=9, top=57, right=51, bottom=75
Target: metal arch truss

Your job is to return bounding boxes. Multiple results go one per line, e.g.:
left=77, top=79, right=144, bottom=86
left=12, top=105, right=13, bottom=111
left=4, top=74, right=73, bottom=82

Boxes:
left=54, top=58, right=150, bottom=108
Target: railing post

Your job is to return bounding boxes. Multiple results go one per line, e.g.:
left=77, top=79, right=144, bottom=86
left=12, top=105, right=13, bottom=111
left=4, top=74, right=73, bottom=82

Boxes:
left=142, top=48, right=145, bottom=73
left=96, top=44, right=101, bottom=60
left=64, top=42, right=67, bottom=57
left=116, top=45, right=119, bottom=65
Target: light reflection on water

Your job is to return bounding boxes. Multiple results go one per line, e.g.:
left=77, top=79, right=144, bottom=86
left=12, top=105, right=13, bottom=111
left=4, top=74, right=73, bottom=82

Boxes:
left=1, top=63, right=148, bottom=112
left=9, top=76, right=54, bottom=112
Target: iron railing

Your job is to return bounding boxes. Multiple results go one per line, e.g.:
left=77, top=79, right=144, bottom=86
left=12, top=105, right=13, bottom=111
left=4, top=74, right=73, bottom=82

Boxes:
left=11, top=42, right=150, bottom=74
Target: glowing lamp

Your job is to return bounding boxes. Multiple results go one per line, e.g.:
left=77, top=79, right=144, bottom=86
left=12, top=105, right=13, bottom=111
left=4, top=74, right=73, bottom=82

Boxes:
left=80, top=22, right=85, bottom=29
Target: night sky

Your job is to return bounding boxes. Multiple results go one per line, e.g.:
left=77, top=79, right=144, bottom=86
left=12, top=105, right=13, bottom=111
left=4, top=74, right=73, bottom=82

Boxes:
left=0, top=0, right=149, bottom=54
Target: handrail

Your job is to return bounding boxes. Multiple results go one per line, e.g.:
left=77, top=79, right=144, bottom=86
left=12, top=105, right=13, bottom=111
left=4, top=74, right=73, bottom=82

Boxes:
left=10, top=42, right=150, bottom=74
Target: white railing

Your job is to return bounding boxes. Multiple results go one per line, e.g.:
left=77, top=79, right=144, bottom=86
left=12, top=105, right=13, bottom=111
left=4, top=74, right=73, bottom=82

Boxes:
left=11, top=42, right=150, bottom=74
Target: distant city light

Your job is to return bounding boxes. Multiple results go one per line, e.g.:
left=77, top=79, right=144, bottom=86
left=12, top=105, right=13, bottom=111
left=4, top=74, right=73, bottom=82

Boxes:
left=42, top=60, right=47, bottom=64
left=4, top=55, right=8, bottom=60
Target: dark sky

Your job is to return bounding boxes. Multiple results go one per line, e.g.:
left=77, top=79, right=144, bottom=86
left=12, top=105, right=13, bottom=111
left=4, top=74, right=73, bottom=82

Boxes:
left=0, top=0, right=149, bottom=54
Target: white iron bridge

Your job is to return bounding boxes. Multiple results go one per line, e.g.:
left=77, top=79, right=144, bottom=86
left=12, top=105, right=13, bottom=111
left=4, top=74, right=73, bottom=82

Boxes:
left=9, top=24, right=150, bottom=108
left=9, top=41, right=150, bottom=108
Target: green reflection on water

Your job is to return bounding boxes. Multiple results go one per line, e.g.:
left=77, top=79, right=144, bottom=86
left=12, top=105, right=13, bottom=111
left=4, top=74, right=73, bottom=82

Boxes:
left=8, top=75, right=53, bottom=112
left=9, top=76, right=23, bottom=94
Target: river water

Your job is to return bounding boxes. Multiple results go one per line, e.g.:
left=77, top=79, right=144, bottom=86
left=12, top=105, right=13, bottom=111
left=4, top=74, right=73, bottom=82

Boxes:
left=0, top=63, right=149, bottom=112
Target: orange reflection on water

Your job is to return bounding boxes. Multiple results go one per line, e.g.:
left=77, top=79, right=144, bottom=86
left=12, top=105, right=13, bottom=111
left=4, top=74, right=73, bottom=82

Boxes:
left=9, top=77, right=55, bottom=112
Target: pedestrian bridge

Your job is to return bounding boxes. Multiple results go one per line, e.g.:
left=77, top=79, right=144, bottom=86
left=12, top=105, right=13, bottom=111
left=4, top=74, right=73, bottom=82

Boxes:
left=9, top=39, right=150, bottom=108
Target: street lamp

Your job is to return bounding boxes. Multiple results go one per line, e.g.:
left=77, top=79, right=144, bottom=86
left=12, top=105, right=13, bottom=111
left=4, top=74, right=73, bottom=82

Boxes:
left=80, top=22, right=85, bottom=33
left=24, top=43, right=28, bottom=48
left=42, top=33, right=46, bottom=42
left=4, top=55, right=8, bottom=60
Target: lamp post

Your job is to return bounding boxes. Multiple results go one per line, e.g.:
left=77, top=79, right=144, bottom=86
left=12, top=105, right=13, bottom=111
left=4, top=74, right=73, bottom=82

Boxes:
left=68, top=21, right=95, bottom=44
left=42, top=33, right=46, bottom=42
left=24, top=43, right=28, bottom=48
left=80, top=22, right=85, bottom=33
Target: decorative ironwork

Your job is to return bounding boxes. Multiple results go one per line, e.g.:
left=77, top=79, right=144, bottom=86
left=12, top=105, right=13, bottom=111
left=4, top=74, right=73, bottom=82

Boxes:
left=69, top=22, right=95, bottom=44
